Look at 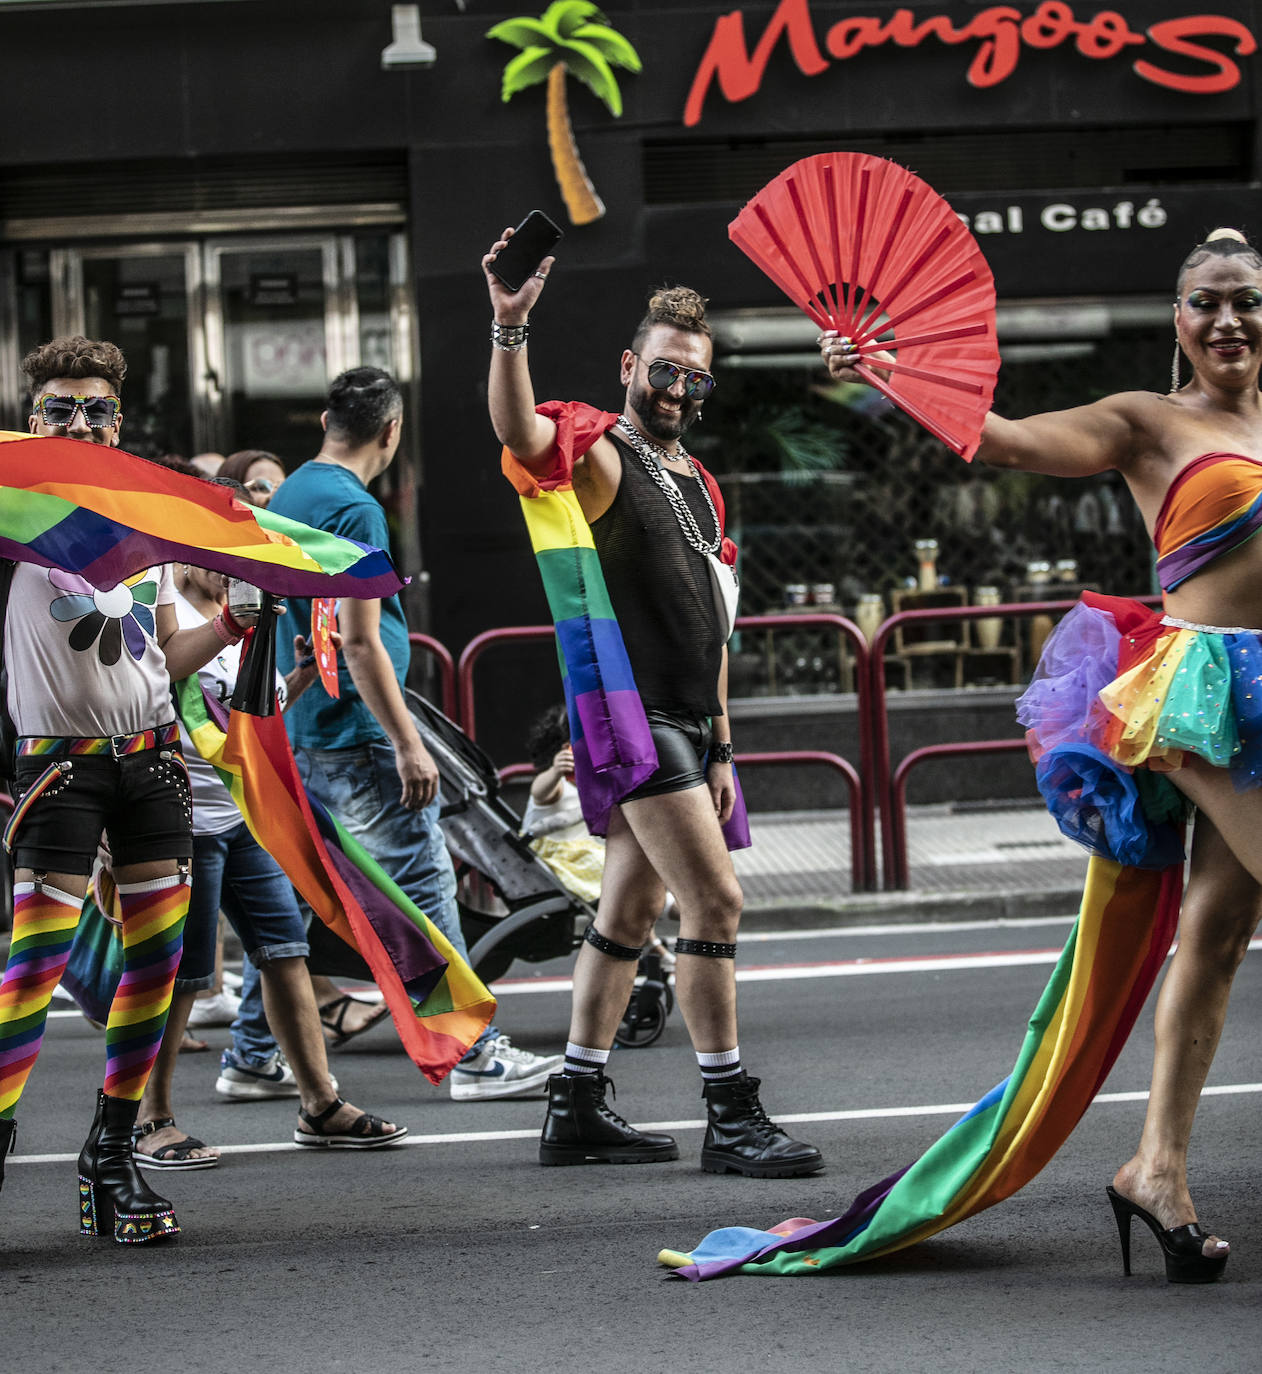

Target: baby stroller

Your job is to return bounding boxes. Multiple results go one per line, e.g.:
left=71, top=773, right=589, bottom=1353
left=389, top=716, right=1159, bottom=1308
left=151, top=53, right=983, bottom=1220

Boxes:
left=404, top=690, right=673, bottom=1048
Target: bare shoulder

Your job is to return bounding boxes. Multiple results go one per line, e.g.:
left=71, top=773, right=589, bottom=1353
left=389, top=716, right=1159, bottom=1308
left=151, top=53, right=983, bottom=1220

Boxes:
left=574, top=432, right=622, bottom=521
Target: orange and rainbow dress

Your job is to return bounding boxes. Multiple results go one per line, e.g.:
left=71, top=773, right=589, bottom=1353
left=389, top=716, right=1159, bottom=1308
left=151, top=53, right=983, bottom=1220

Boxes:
left=1019, top=452, right=1262, bottom=869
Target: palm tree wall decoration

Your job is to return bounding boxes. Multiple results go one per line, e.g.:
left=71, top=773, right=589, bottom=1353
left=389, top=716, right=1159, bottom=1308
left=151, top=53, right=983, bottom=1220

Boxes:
left=487, top=1, right=642, bottom=226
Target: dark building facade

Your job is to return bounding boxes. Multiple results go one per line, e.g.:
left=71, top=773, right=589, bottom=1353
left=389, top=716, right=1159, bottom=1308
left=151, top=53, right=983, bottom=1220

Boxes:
left=1, top=1, right=1259, bottom=760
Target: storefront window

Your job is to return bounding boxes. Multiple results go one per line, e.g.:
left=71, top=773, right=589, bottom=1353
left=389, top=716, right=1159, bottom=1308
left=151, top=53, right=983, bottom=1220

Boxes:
left=697, top=302, right=1165, bottom=694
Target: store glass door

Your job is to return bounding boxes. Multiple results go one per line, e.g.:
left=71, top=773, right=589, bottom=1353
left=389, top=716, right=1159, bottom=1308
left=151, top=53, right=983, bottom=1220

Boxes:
left=50, top=244, right=201, bottom=459
left=204, top=239, right=349, bottom=465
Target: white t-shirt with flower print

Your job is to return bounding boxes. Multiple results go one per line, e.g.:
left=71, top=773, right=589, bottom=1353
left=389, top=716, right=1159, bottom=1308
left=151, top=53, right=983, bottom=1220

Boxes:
left=5, top=562, right=177, bottom=738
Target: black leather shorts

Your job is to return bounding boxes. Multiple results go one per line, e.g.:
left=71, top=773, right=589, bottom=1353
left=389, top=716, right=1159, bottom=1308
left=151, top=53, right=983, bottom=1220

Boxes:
left=621, top=709, right=714, bottom=803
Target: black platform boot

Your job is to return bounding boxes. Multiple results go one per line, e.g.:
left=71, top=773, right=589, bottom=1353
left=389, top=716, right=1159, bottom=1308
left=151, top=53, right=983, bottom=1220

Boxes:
left=0, top=1116, right=14, bottom=1193
left=78, top=1090, right=179, bottom=1243
left=539, top=1073, right=679, bottom=1165
left=701, top=1072, right=824, bottom=1178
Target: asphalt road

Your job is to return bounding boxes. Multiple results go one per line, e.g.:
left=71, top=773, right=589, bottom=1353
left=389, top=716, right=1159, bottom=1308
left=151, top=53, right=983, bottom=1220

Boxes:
left=1, top=912, right=1258, bottom=1374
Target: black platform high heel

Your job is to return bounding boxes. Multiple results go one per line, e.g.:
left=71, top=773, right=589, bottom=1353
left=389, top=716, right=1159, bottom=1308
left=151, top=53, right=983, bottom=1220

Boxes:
left=1106, top=1186, right=1228, bottom=1284
left=78, top=1090, right=179, bottom=1244
left=0, top=1116, right=15, bottom=1194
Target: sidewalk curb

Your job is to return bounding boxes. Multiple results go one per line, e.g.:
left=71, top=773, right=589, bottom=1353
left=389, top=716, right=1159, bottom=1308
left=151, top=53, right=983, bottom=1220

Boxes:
left=739, top=885, right=1085, bottom=929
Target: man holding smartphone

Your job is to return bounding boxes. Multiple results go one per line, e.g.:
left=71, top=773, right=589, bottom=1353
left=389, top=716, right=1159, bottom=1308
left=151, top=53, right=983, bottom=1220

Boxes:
left=271, top=367, right=562, bottom=1099
left=483, top=229, right=822, bottom=1177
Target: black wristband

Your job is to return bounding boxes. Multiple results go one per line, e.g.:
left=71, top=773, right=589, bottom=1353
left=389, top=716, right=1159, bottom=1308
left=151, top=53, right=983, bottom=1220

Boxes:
left=709, top=741, right=734, bottom=765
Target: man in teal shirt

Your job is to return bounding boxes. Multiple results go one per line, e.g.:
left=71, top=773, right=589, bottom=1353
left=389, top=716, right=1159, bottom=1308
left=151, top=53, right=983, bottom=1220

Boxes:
left=273, top=367, right=560, bottom=1099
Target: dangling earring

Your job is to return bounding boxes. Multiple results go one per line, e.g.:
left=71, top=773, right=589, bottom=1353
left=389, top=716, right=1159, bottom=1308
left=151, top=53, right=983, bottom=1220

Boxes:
left=1170, top=342, right=1183, bottom=393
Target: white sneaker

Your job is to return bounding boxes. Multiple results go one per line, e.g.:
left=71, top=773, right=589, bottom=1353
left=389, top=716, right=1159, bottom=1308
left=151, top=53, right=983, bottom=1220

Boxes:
left=449, top=1036, right=564, bottom=1101
left=215, top=1051, right=299, bottom=1100
left=187, top=989, right=242, bottom=1028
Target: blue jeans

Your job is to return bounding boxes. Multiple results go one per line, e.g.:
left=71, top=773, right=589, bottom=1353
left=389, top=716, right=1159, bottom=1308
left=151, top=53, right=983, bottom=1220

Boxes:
left=294, top=736, right=499, bottom=1055
left=177, top=821, right=310, bottom=992
left=229, top=958, right=274, bottom=1066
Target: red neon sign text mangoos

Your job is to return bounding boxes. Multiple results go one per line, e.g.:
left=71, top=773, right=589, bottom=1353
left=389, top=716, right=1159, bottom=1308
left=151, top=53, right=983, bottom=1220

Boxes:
left=682, top=1, right=1258, bottom=126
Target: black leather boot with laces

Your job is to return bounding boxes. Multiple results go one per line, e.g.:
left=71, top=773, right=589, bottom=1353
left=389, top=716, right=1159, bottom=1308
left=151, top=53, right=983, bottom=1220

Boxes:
left=539, top=1073, right=679, bottom=1165
left=701, top=1072, right=824, bottom=1178
left=78, top=1089, right=180, bottom=1243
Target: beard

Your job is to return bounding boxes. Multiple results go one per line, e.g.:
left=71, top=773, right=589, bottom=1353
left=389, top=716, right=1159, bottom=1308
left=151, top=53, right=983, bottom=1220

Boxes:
left=628, top=378, right=702, bottom=444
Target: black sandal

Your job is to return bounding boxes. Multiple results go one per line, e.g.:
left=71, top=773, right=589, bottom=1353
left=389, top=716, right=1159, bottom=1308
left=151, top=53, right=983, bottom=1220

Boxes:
left=317, top=994, right=390, bottom=1048
left=293, top=1098, right=409, bottom=1150
left=132, top=1117, right=220, bottom=1171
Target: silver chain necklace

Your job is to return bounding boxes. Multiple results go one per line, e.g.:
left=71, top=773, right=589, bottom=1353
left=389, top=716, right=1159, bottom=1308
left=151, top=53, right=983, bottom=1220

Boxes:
left=615, top=415, right=721, bottom=557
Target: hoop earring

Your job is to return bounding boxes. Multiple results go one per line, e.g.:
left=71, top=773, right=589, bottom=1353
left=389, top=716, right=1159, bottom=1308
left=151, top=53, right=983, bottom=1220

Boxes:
left=1170, top=342, right=1183, bottom=393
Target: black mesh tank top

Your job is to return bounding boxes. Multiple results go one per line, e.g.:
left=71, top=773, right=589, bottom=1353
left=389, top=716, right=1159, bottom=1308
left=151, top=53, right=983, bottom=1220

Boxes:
left=590, top=430, right=724, bottom=717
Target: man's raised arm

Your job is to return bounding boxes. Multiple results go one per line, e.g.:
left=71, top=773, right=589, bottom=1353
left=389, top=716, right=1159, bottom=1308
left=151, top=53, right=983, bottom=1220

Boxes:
left=483, top=227, right=558, bottom=467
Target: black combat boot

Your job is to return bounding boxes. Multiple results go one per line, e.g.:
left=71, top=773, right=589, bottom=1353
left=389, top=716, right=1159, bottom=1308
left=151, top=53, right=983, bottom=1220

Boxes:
left=539, top=1073, right=679, bottom=1165
left=701, top=1072, right=824, bottom=1178
left=0, top=1115, right=14, bottom=1194
left=78, top=1089, right=179, bottom=1243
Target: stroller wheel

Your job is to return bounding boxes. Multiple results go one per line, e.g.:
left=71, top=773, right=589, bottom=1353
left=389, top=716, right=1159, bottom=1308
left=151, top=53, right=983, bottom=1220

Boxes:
left=614, top=984, right=668, bottom=1049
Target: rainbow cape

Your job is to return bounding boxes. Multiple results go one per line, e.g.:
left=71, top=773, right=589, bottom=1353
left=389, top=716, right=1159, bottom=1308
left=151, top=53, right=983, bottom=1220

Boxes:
left=660, top=855, right=1182, bottom=1278
left=176, top=674, right=495, bottom=1083
left=502, top=401, right=749, bottom=847
left=0, top=432, right=402, bottom=597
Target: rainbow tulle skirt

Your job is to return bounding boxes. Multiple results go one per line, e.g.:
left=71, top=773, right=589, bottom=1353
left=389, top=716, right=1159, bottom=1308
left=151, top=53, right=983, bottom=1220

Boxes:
left=1016, top=592, right=1262, bottom=869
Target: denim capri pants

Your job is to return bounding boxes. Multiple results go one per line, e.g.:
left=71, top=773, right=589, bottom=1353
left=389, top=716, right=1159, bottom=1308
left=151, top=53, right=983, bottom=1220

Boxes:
left=176, top=820, right=309, bottom=991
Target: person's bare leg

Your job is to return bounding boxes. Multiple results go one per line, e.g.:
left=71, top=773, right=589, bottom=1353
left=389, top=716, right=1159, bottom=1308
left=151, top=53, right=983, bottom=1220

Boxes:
left=619, top=786, right=742, bottom=1052
left=133, top=987, right=219, bottom=1163
left=567, top=807, right=665, bottom=1050
left=261, top=958, right=398, bottom=1134
left=1112, top=809, right=1259, bottom=1259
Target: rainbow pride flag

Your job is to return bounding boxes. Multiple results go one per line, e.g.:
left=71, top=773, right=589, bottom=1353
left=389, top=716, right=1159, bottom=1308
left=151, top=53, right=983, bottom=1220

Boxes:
left=177, top=674, right=495, bottom=1083
left=0, top=432, right=402, bottom=598
left=503, top=400, right=749, bottom=846
left=660, top=856, right=1181, bottom=1278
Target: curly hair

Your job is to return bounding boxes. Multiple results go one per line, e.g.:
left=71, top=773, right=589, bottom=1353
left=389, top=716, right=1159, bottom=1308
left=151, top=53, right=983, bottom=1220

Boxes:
left=1176, top=228, right=1262, bottom=299
left=22, top=335, right=126, bottom=402
left=527, top=703, right=571, bottom=771
left=631, top=285, right=711, bottom=354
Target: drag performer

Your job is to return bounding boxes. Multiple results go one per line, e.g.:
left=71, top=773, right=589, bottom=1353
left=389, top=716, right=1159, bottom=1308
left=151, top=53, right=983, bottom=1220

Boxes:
left=821, top=227, right=1261, bottom=1283
left=483, top=227, right=821, bottom=1177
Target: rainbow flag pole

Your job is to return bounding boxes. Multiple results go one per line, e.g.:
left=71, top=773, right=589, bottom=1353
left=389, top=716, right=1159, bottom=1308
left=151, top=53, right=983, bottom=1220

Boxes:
left=177, top=674, right=495, bottom=1084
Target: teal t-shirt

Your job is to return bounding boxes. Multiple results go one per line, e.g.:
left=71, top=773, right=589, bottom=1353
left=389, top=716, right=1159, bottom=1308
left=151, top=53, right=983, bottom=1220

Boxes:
left=270, top=459, right=410, bottom=750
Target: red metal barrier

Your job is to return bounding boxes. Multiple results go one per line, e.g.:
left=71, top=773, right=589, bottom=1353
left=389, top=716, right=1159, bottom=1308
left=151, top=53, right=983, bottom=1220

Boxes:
left=460, top=616, right=875, bottom=889
left=870, top=597, right=1161, bottom=890
left=407, top=632, right=457, bottom=720
left=889, top=739, right=1032, bottom=890
left=500, top=749, right=865, bottom=893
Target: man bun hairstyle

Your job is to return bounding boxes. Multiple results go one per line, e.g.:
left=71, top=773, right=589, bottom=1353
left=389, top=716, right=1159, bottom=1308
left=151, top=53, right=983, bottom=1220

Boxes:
left=1176, top=227, right=1262, bottom=299
left=631, top=285, right=712, bottom=354
left=324, top=366, right=403, bottom=446
left=22, top=335, right=126, bottom=402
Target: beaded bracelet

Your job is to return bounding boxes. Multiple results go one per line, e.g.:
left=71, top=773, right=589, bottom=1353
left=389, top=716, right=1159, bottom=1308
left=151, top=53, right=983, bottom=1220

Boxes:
left=212, top=610, right=244, bottom=646
left=491, top=321, right=530, bottom=352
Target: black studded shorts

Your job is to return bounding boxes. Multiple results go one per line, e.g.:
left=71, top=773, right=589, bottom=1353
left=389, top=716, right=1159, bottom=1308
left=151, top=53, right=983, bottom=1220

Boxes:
left=8, top=735, right=193, bottom=875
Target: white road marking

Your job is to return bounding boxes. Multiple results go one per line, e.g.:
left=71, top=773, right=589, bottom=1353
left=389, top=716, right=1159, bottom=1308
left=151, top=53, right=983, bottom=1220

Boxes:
left=11, top=1083, right=1261, bottom=1166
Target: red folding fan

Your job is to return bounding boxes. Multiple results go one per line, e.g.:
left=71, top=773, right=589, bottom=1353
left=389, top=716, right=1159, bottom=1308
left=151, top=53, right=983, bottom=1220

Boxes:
left=729, top=152, right=999, bottom=460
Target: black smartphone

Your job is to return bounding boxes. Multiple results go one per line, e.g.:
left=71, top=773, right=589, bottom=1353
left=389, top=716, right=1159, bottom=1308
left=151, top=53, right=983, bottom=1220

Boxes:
left=490, top=210, right=563, bottom=293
